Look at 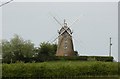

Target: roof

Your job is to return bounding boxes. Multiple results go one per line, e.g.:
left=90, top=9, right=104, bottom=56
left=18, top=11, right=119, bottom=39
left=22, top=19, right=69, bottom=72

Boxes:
left=59, top=26, right=72, bottom=36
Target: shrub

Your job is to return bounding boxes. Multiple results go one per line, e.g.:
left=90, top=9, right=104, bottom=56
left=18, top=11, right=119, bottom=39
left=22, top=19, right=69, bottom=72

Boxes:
left=2, top=56, right=114, bottom=63
left=2, top=61, right=118, bottom=78
left=95, top=56, right=113, bottom=62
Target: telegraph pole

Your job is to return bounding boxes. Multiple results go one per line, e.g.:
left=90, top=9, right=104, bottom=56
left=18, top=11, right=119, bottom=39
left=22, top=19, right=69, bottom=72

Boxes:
left=109, top=37, right=112, bottom=56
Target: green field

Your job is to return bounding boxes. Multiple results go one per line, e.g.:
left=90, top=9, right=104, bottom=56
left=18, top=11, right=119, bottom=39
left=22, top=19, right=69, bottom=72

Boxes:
left=2, top=61, right=119, bottom=79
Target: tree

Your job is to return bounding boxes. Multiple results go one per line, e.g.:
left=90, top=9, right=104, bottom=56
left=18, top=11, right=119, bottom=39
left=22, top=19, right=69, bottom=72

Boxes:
left=2, top=34, right=58, bottom=63
left=21, top=40, right=34, bottom=58
left=38, top=42, right=57, bottom=57
left=2, top=39, right=13, bottom=63
left=2, top=34, right=35, bottom=63
left=36, top=42, right=57, bottom=61
left=10, top=34, right=24, bottom=60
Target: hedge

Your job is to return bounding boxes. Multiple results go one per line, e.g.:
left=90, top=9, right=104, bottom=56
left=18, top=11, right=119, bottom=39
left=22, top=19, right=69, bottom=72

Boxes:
left=2, top=56, right=113, bottom=63
left=2, top=61, right=118, bottom=78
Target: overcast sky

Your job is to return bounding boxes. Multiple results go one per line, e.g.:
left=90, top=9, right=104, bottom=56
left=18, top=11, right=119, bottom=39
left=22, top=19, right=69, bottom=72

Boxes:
left=1, top=2, right=118, bottom=61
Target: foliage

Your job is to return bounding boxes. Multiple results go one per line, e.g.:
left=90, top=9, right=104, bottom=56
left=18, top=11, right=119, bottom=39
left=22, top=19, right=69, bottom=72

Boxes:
left=38, top=42, right=57, bottom=57
left=7, top=56, right=113, bottom=63
left=2, top=34, right=34, bottom=63
left=88, top=56, right=113, bottom=62
left=36, top=42, right=57, bottom=61
left=119, top=62, right=120, bottom=75
left=2, top=34, right=58, bottom=63
left=2, top=61, right=119, bottom=78
left=2, top=39, right=13, bottom=63
left=95, top=56, right=113, bottom=62
left=2, top=34, right=113, bottom=63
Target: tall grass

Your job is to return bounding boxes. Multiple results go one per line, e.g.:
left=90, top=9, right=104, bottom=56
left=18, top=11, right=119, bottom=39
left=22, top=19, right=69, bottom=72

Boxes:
left=2, top=61, right=118, bottom=78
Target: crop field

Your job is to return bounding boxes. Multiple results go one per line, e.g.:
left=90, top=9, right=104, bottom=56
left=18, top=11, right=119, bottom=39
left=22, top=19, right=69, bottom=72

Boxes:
left=2, top=61, right=120, bottom=79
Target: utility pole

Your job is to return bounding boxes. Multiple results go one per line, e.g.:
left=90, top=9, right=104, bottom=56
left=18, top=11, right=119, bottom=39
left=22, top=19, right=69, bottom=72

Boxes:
left=109, top=37, right=112, bottom=56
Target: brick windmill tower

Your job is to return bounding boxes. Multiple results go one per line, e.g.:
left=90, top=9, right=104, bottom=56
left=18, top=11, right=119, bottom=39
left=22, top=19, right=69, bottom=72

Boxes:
left=55, top=19, right=75, bottom=56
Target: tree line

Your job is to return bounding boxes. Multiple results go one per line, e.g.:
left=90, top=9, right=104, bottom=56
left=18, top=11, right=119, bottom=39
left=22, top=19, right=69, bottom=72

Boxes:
left=1, top=34, right=57, bottom=63
left=1, top=34, right=113, bottom=63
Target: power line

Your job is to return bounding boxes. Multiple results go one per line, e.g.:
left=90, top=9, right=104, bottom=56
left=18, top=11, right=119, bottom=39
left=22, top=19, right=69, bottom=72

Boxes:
left=0, top=0, right=13, bottom=7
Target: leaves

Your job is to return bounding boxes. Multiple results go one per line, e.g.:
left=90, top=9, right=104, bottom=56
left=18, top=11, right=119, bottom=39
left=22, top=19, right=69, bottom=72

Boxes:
left=2, top=34, right=34, bottom=63
left=38, top=42, right=57, bottom=57
left=2, top=61, right=119, bottom=77
left=2, top=34, right=57, bottom=63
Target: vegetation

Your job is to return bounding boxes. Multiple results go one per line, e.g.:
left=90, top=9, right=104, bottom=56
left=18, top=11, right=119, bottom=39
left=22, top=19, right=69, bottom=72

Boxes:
left=1, top=34, right=119, bottom=79
left=2, top=34, right=81, bottom=63
left=2, top=61, right=119, bottom=78
left=2, top=34, right=35, bottom=63
left=2, top=34, right=113, bottom=63
left=2, top=34, right=57, bottom=63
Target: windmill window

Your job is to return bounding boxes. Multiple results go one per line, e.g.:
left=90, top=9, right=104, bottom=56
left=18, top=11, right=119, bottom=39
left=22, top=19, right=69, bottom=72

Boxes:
left=64, top=54, right=68, bottom=56
left=64, top=46, right=67, bottom=49
left=65, top=40, right=67, bottom=43
left=64, top=44, right=67, bottom=46
left=64, top=42, right=67, bottom=45
left=65, top=46, right=67, bottom=49
left=64, top=40, right=67, bottom=45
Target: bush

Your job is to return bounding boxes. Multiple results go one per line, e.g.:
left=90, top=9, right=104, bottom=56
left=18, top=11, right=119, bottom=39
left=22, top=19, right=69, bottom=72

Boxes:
left=2, top=56, right=114, bottom=63
left=118, top=62, right=120, bottom=76
left=95, top=56, right=113, bottom=62
left=2, top=61, right=118, bottom=78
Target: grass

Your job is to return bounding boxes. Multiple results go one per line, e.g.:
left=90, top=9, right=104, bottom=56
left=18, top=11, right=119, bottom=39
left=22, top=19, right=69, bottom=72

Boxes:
left=2, top=61, right=119, bottom=78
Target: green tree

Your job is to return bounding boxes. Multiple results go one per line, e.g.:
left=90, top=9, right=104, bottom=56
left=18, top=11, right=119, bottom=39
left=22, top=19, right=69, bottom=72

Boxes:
left=2, top=34, right=34, bottom=63
left=2, top=39, right=13, bottom=63
left=10, top=34, right=24, bottom=60
left=38, top=42, right=57, bottom=57
left=21, top=40, right=34, bottom=58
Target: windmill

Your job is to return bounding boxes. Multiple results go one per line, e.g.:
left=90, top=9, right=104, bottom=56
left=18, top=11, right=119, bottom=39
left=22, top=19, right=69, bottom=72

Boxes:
left=51, top=16, right=79, bottom=56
